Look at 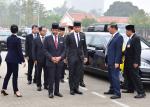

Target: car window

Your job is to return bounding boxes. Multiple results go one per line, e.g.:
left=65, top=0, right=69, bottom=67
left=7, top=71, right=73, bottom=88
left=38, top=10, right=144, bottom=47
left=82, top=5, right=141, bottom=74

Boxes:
left=90, top=34, right=111, bottom=47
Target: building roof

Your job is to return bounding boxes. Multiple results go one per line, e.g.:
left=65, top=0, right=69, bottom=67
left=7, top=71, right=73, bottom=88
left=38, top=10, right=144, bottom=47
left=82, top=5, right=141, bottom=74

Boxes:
left=97, top=16, right=129, bottom=23
left=60, top=12, right=129, bottom=26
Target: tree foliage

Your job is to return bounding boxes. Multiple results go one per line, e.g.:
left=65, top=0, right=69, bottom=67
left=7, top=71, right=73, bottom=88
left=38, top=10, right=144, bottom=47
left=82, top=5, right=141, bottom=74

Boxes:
left=104, top=1, right=143, bottom=17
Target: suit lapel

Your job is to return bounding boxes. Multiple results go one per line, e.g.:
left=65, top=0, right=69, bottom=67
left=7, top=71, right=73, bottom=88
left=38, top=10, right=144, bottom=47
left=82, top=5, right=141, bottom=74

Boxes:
left=50, top=35, right=55, bottom=49
left=31, top=34, right=33, bottom=41
left=72, top=33, right=78, bottom=48
left=37, top=36, right=43, bottom=46
left=57, top=36, right=61, bottom=49
left=108, top=33, right=118, bottom=46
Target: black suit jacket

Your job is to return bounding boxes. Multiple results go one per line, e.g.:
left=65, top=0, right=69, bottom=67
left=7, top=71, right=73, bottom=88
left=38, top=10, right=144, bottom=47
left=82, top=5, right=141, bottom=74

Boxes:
left=25, top=33, right=39, bottom=59
left=44, top=35, right=66, bottom=67
left=32, top=36, right=46, bottom=62
left=66, top=32, right=88, bottom=61
left=5, top=35, right=25, bottom=64
left=125, top=34, right=141, bottom=65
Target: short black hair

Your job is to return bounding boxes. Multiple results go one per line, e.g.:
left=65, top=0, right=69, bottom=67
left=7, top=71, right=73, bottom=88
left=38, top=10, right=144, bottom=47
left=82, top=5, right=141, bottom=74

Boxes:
left=109, top=23, right=118, bottom=30
left=32, top=25, right=38, bottom=30
left=68, top=26, right=73, bottom=30
left=39, top=26, right=46, bottom=32
left=125, top=25, right=135, bottom=33
left=10, top=24, right=18, bottom=33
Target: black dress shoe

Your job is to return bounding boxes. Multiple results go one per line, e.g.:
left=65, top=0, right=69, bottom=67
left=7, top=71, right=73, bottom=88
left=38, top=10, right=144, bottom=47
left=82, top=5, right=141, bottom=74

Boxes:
left=44, top=86, right=48, bottom=90
left=54, top=93, right=63, bottom=97
left=110, top=95, right=121, bottom=99
left=122, top=90, right=134, bottom=93
left=37, top=87, right=42, bottom=91
left=70, top=91, right=75, bottom=95
left=104, top=91, right=114, bottom=95
left=1, top=90, right=9, bottom=96
left=80, top=82, right=86, bottom=87
left=33, top=79, right=36, bottom=84
left=61, top=79, right=65, bottom=83
left=74, top=90, right=83, bottom=95
left=28, top=81, right=32, bottom=85
left=134, top=94, right=146, bottom=98
left=49, top=93, right=54, bottom=98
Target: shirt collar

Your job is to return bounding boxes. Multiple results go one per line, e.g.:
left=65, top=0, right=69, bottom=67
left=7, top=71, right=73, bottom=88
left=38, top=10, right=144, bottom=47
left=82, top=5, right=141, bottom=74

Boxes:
left=12, top=33, right=17, bottom=36
left=74, top=32, right=79, bottom=36
left=112, top=31, right=118, bottom=37
left=40, top=35, right=45, bottom=38
left=130, top=33, right=135, bottom=39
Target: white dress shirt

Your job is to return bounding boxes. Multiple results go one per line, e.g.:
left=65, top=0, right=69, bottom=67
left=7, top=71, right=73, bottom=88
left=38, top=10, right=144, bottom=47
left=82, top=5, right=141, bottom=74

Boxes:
left=74, top=32, right=80, bottom=47
left=40, top=35, right=45, bottom=44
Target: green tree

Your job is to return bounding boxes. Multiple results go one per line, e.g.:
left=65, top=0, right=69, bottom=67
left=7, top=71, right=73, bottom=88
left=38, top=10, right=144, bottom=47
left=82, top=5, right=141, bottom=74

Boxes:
left=129, top=10, right=150, bottom=26
left=40, top=13, right=62, bottom=27
left=104, top=1, right=142, bottom=17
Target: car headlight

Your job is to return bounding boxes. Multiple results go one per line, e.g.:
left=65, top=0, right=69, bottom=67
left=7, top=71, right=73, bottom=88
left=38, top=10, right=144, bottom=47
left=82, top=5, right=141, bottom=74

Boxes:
left=140, top=61, right=150, bottom=69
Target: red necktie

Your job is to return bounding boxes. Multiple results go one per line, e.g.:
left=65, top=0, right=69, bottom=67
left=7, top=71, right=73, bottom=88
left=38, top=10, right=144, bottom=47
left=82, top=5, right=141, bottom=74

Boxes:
left=54, top=35, right=58, bottom=49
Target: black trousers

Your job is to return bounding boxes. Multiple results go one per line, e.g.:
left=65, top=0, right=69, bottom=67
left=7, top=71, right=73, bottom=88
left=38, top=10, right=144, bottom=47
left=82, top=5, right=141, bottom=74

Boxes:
left=80, top=68, right=85, bottom=83
left=108, top=65, right=121, bottom=96
left=68, top=58, right=83, bottom=91
left=36, top=60, right=48, bottom=87
left=47, top=62, right=63, bottom=94
left=2, top=62, right=19, bottom=92
left=124, top=63, right=145, bottom=94
left=0, top=55, right=2, bottom=65
left=27, top=59, right=37, bottom=82
left=61, top=62, right=66, bottom=80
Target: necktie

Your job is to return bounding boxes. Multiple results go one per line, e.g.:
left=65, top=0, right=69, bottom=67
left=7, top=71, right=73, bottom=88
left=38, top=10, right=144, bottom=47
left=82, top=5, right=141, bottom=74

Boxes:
left=105, top=36, right=113, bottom=56
left=54, top=35, right=58, bottom=49
left=76, top=33, right=80, bottom=47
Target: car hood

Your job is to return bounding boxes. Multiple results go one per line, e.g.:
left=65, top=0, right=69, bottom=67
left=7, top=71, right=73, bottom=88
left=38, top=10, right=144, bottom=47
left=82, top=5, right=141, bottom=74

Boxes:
left=141, top=49, right=150, bottom=61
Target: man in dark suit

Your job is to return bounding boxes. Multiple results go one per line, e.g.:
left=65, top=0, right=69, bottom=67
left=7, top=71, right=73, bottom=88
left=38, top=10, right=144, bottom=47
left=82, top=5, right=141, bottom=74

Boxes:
left=68, top=25, right=74, bottom=33
left=32, top=26, right=48, bottom=91
left=25, top=25, right=39, bottom=84
left=104, top=24, right=123, bottom=99
left=59, top=26, right=67, bottom=83
left=66, top=21, right=88, bottom=95
left=44, top=23, right=66, bottom=98
left=123, top=25, right=146, bottom=98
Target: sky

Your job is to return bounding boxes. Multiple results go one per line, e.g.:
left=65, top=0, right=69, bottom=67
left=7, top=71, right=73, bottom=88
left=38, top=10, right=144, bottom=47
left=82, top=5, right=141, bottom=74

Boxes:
left=39, top=0, right=150, bottom=13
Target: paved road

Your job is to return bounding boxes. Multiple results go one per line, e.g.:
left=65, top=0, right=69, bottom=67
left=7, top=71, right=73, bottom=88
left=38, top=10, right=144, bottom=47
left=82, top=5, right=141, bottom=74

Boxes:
left=0, top=52, right=150, bottom=107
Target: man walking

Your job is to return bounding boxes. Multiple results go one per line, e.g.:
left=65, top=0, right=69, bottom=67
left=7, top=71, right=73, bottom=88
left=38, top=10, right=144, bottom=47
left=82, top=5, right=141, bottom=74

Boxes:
left=66, top=21, right=88, bottom=95
left=25, top=25, right=39, bottom=84
left=104, top=24, right=123, bottom=99
left=32, top=26, right=48, bottom=91
left=44, top=23, right=66, bottom=98
left=123, top=25, right=146, bottom=98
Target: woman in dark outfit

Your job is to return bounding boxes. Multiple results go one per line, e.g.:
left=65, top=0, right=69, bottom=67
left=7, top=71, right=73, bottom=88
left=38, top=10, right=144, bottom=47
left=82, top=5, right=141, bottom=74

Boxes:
left=1, top=24, right=25, bottom=97
left=0, top=45, right=2, bottom=78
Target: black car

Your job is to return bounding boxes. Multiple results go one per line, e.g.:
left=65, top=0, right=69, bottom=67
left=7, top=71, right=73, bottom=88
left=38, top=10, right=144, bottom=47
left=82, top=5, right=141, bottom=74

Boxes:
left=0, top=30, right=25, bottom=52
left=84, top=32, right=150, bottom=83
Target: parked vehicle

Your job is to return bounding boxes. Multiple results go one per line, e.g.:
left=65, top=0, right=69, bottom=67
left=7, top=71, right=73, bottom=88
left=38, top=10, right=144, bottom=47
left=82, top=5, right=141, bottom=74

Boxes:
left=84, top=32, right=150, bottom=83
